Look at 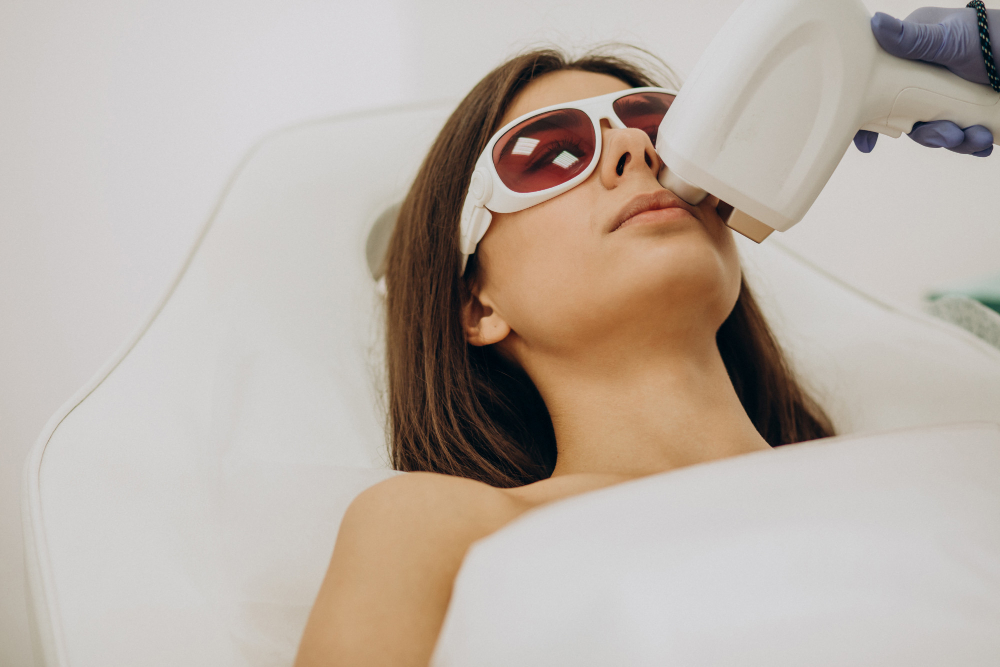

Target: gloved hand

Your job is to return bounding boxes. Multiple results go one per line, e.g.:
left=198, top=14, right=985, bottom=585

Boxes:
left=854, top=6, right=998, bottom=157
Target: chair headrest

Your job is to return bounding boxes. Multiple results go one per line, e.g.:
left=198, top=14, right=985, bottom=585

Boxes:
left=366, top=202, right=400, bottom=282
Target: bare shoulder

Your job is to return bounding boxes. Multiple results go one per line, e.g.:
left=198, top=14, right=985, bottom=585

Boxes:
left=348, top=470, right=527, bottom=532
left=294, top=471, right=525, bottom=667
left=338, top=472, right=531, bottom=563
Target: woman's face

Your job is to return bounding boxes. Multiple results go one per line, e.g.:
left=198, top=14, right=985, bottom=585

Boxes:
left=468, top=70, right=742, bottom=362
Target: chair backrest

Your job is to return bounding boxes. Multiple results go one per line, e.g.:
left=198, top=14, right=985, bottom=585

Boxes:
left=22, top=101, right=1000, bottom=667
left=738, top=236, right=1000, bottom=434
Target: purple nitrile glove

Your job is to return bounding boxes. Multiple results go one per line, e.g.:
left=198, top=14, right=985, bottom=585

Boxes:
left=854, top=6, right=997, bottom=157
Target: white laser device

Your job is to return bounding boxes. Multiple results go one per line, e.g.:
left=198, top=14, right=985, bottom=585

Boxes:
left=655, top=0, right=1000, bottom=242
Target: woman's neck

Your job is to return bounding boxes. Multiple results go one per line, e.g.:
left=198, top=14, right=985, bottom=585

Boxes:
left=528, top=336, right=771, bottom=479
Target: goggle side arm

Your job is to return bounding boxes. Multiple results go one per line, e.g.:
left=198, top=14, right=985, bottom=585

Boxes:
left=458, top=166, right=493, bottom=274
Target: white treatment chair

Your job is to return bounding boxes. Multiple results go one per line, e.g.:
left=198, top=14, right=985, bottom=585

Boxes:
left=21, top=101, right=1000, bottom=667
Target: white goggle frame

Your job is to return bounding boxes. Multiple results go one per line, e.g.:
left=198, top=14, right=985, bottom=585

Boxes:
left=458, top=86, right=679, bottom=274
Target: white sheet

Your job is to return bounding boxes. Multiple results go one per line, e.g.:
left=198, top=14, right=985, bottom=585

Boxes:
left=432, top=423, right=1000, bottom=667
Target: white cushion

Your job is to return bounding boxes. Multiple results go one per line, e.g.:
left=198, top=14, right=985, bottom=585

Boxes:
left=21, top=102, right=1000, bottom=667
left=432, top=423, right=1000, bottom=667
left=738, top=237, right=1000, bottom=433
left=22, top=104, right=446, bottom=667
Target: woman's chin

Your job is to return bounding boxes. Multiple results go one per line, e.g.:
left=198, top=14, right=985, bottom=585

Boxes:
left=610, top=236, right=737, bottom=306
left=612, top=220, right=722, bottom=270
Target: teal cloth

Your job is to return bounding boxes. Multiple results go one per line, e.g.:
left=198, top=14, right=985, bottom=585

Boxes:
left=925, top=294, right=1000, bottom=351
left=928, top=272, right=1000, bottom=314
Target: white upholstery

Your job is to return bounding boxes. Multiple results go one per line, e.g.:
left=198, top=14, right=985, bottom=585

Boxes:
left=737, top=236, right=1000, bottom=433
left=21, top=101, right=1000, bottom=667
left=433, top=423, right=1000, bottom=667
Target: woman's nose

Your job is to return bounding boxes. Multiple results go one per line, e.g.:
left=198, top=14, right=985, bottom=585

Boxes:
left=599, top=126, right=661, bottom=189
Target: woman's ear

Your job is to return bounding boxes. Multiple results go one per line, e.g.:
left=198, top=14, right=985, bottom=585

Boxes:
left=462, top=287, right=511, bottom=347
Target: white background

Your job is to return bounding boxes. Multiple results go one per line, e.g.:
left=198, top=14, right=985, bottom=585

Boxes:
left=1, top=0, right=998, bottom=663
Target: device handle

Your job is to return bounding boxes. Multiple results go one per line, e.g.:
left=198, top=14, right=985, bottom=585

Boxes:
left=860, top=48, right=1000, bottom=141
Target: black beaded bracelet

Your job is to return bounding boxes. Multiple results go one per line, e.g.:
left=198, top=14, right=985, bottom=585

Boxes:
left=967, top=0, right=1000, bottom=93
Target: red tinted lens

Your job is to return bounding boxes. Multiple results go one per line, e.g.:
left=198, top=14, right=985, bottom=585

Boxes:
left=612, top=92, right=675, bottom=146
left=492, top=108, right=596, bottom=194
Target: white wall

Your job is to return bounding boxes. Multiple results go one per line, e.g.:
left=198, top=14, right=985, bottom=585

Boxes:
left=1, top=1, right=997, bottom=664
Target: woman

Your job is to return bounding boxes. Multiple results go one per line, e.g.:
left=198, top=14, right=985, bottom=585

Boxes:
left=294, top=47, right=833, bottom=666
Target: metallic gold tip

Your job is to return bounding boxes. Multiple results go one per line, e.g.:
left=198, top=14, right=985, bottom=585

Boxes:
left=722, top=208, right=774, bottom=243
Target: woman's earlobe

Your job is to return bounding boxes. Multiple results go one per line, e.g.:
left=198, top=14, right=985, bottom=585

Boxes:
left=462, top=292, right=511, bottom=347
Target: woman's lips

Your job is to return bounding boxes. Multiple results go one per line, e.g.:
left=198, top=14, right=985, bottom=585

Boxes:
left=609, top=190, right=698, bottom=233
left=615, top=206, right=692, bottom=231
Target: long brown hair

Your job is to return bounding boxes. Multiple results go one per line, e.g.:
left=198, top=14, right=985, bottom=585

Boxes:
left=384, top=46, right=834, bottom=488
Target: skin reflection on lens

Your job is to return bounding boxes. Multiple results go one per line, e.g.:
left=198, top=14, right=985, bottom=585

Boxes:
left=612, top=92, right=674, bottom=145
left=493, top=108, right=596, bottom=193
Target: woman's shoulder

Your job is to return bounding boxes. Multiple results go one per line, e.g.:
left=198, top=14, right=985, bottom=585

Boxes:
left=344, top=469, right=644, bottom=546
left=294, top=472, right=528, bottom=666
left=332, top=472, right=530, bottom=597
left=295, top=469, right=641, bottom=665
left=347, top=470, right=529, bottom=535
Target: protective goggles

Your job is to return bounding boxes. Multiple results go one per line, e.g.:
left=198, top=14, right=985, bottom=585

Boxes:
left=459, top=86, right=678, bottom=273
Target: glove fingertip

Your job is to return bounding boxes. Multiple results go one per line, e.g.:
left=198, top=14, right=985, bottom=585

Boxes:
left=870, top=12, right=906, bottom=52
left=965, top=125, right=994, bottom=153
left=909, top=120, right=965, bottom=148
left=870, top=12, right=902, bottom=36
left=853, top=130, right=878, bottom=153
